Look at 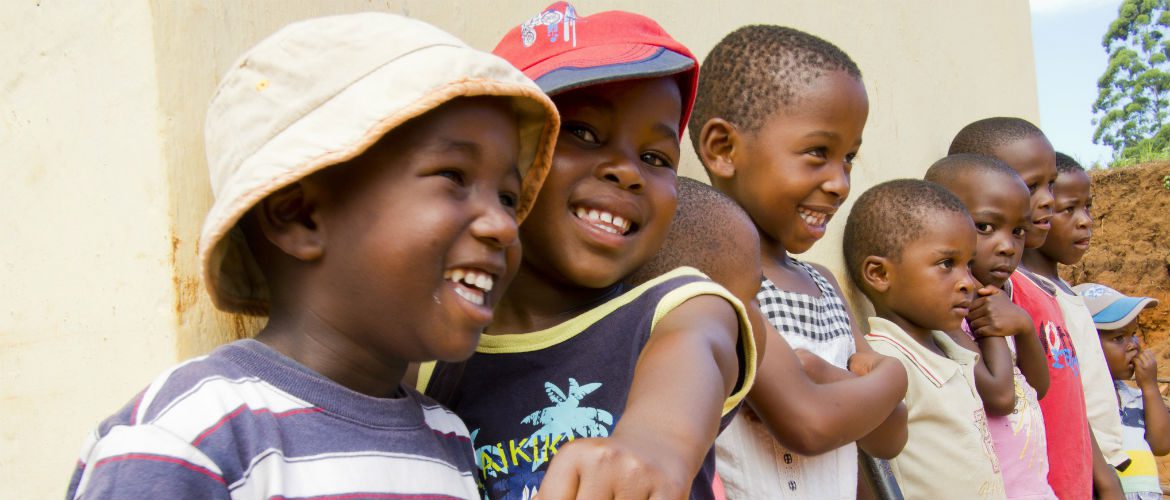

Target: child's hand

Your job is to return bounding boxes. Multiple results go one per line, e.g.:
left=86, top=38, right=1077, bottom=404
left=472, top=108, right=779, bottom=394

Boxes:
left=534, top=435, right=688, bottom=500
left=967, top=287, right=1031, bottom=339
left=848, top=351, right=890, bottom=377
left=1134, top=348, right=1159, bottom=389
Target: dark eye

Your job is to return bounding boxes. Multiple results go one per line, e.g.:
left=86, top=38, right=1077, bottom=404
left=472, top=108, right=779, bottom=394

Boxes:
left=1012, top=227, right=1028, bottom=237
left=437, top=169, right=465, bottom=185
left=1027, top=183, right=1039, bottom=194
left=566, top=124, right=599, bottom=144
left=845, top=152, right=858, bottom=165
left=974, top=223, right=993, bottom=234
left=939, top=259, right=954, bottom=270
left=805, top=147, right=828, bottom=160
left=640, top=152, right=674, bottom=169
left=499, top=191, right=518, bottom=209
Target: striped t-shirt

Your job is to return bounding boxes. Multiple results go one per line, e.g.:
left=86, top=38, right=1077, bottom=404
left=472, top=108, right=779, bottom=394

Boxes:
left=66, top=339, right=479, bottom=500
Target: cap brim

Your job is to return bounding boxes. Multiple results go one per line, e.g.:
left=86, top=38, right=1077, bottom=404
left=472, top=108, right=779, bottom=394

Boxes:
left=531, top=45, right=694, bottom=96
left=1093, top=297, right=1159, bottom=330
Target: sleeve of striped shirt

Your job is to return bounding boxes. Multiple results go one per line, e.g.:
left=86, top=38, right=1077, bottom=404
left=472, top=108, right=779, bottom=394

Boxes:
left=68, top=424, right=230, bottom=500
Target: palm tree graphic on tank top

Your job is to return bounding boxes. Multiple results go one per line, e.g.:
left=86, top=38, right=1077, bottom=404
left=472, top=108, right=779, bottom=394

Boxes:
left=521, top=377, right=614, bottom=470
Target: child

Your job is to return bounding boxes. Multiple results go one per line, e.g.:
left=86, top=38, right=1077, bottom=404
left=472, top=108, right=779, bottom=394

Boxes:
left=688, top=24, right=908, bottom=499
left=1077, top=283, right=1169, bottom=500
left=418, top=4, right=757, bottom=499
left=1033, top=153, right=1129, bottom=473
left=844, top=179, right=1005, bottom=500
left=925, top=154, right=1057, bottom=499
left=65, top=13, right=560, bottom=500
left=949, top=117, right=1120, bottom=500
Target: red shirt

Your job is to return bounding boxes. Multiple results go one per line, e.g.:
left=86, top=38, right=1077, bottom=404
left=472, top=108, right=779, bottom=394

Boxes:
left=1009, top=272, right=1091, bottom=500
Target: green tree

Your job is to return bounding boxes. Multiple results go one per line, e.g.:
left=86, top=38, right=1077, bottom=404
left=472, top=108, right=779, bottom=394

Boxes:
left=1092, top=0, right=1170, bottom=162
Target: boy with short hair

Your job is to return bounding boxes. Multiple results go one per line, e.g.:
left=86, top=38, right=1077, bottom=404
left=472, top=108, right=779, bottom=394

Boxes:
left=1032, top=153, right=1130, bottom=476
left=925, top=154, right=1057, bottom=499
left=845, top=179, right=1006, bottom=500
left=65, top=13, right=559, bottom=500
left=1078, top=283, right=1169, bottom=500
left=418, top=4, right=757, bottom=499
left=950, top=117, right=1121, bottom=500
left=688, top=24, right=909, bottom=499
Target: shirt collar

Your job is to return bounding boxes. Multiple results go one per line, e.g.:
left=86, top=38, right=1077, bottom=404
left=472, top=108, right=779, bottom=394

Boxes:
left=867, top=316, right=977, bottom=388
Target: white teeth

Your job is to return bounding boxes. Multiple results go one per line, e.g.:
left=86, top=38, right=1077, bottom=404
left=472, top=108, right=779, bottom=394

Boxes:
left=453, top=286, right=484, bottom=306
left=573, top=206, right=632, bottom=235
left=445, top=267, right=494, bottom=302
left=798, top=208, right=829, bottom=228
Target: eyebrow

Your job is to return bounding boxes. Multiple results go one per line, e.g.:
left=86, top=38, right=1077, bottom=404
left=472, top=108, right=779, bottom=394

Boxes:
left=428, top=138, right=482, bottom=159
left=970, top=209, right=1007, bottom=222
left=655, top=122, right=681, bottom=144
left=802, top=130, right=863, bottom=147
left=932, top=248, right=959, bottom=258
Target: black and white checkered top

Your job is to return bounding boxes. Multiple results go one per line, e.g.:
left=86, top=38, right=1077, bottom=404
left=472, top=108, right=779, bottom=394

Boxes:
left=758, top=260, right=855, bottom=366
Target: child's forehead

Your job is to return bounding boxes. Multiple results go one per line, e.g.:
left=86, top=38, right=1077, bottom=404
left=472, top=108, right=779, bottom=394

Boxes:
left=953, top=171, right=1030, bottom=210
left=551, top=77, right=683, bottom=136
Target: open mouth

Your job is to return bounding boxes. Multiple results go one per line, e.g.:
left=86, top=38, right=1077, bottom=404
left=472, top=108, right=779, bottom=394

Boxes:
left=443, top=267, right=494, bottom=306
left=573, top=205, right=634, bottom=236
left=798, top=207, right=832, bottom=229
left=1032, top=215, right=1052, bottom=230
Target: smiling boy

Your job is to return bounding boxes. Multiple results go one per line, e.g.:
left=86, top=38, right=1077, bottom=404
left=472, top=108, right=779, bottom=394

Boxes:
left=66, top=14, right=558, bottom=500
left=418, top=4, right=755, bottom=500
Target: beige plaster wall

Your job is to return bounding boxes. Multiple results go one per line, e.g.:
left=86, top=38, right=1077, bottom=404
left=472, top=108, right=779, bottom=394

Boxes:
left=1, top=1, right=1038, bottom=498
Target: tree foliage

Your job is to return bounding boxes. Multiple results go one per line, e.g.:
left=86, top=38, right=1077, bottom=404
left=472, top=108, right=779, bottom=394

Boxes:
left=1092, top=0, right=1170, bottom=161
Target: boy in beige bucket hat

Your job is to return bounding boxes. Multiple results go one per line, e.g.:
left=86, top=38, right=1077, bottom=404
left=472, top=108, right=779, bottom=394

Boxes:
left=66, top=12, right=557, bottom=500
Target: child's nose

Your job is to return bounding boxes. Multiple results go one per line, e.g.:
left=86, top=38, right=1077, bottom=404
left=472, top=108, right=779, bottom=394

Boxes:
left=471, top=202, right=520, bottom=248
left=821, top=163, right=851, bottom=199
left=996, top=237, right=1017, bottom=256
left=1036, top=185, right=1055, bottom=212
left=596, top=151, right=645, bottom=192
left=1076, top=208, right=1093, bottom=229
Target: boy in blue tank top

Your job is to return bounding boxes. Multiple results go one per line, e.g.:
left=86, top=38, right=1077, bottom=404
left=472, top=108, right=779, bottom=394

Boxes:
left=418, top=4, right=756, bottom=500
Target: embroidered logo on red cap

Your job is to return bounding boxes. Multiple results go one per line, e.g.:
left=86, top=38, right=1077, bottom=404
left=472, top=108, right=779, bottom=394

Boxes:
left=521, top=3, right=577, bottom=48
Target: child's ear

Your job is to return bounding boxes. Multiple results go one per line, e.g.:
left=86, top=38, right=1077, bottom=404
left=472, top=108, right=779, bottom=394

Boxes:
left=699, top=118, right=740, bottom=181
left=254, top=181, right=325, bottom=262
left=861, top=256, right=891, bottom=293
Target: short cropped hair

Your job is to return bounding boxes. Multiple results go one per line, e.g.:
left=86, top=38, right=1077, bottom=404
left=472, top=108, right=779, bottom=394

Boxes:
left=924, top=153, right=1021, bottom=188
left=843, top=179, right=970, bottom=289
left=948, top=117, right=1046, bottom=157
left=689, top=25, right=862, bottom=152
left=627, top=177, right=760, bottom=299
left=1055, top=151, right=1085, bottom=174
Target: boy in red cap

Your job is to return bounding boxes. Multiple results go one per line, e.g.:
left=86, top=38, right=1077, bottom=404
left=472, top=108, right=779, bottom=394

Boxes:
left=417, top=4, right=756, bottom=499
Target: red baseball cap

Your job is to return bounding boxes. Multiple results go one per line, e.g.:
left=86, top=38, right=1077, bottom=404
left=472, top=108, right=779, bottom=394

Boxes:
left=492, top=2, right=699, bottom=135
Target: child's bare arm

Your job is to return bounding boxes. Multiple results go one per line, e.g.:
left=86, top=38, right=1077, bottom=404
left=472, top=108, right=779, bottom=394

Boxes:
left=748, top=314, right=907, bottom=457
left=1091, top=431, right=1125, bottom=500
left=535, top=294, right=740, bottom=500
left=1134, top=348, right=1170, bottom=455
left=1012, top=318, right=1050, bottom=398
left=954, top=288, right=1020, bottom=415
left=848, top=351, right=910, bottom=459
left=803, top=264, right=908, bottom=458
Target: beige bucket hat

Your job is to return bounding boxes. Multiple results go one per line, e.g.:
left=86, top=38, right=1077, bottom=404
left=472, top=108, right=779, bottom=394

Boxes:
left=199, top=12, right=559, bottom=315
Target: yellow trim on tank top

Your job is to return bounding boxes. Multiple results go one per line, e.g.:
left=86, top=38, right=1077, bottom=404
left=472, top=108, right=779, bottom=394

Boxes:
left=417, top=265, right=759, bottom=414
left=473, top=266, right=707, bottom=354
